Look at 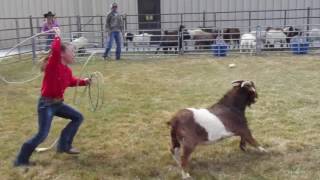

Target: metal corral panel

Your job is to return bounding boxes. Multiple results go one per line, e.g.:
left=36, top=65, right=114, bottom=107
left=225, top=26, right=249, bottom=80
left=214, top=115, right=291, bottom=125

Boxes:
left=0, top=0, right=319, bottom=49
left=1, top=0, right=319, bottom=27
left=160, top=0, right=320, bottom=29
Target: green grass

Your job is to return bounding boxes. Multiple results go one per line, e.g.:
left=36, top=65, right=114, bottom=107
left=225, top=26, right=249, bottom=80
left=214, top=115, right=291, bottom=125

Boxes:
left=0, top=54, right=320, bottom=180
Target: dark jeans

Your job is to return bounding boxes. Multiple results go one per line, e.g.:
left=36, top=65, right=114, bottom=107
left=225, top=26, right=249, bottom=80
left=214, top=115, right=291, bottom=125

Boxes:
left=103, top=31, right=122, bottom=60
left=15, top=98, right=84, bottom=164
left=46, top=34, right=55, bottom=51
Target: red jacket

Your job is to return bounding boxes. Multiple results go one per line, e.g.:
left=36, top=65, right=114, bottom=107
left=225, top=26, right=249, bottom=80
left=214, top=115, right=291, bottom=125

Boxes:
left=41, top=37, right=86, bottom=99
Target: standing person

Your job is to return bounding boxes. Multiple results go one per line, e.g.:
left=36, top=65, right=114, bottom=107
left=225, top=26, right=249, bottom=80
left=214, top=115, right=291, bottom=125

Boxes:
left=103, top=2, right=124, bottom=60
left=42, top=11, right=59, bottom=51
left=14, top=28, right=91, bottom=167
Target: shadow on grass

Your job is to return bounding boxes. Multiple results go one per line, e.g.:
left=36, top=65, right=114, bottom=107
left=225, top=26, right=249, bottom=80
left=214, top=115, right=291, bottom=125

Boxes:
left=188, top=150, right=278, bottom=179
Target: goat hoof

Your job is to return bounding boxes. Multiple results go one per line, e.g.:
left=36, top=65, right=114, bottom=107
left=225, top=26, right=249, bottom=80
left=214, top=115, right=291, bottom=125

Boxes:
left=240, top=146, right=247, bottom=152
left=258, top=146, right=268, bottom=153
left=171, top=148, right=181, bottom=165
left=182, top=172, right=191, bottom=179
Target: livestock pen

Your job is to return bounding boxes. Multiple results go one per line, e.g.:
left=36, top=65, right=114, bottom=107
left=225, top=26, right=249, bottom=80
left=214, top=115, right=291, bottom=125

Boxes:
left=1, top=7, right=320, bottom=58
left=1, top=5, right=320, bottom=180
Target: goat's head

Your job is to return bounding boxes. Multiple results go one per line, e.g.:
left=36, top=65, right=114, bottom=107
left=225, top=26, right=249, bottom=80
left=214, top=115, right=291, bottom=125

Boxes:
left=266, top=27, right=273, bottom=32
left=231, top=80, right=258, bottom=106
left=179, top=25, right=186, bottom=32
left=177, top=25, right=191, bottom=40
left=182, top=30, right=191, bottom=40
left=125, top=32, right=134, bottom=41
left=283, top=26, right=301, bottom=37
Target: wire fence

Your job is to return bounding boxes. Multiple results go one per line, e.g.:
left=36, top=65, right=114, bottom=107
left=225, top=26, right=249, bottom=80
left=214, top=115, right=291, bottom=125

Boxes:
left=1, top=7, right=320, bottom=58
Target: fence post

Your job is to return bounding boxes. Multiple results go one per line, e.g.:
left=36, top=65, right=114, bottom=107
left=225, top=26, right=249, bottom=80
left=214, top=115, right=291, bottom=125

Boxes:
left=248, top=11, right=252, bottom=32
left=100, top=16, right=104, bottom=48
left=36, top=18, right=41, bottom=48
left=306, top=7, right=311, bottom=31
left=77, top=15, right=81, bottom=32
left=180, top=30, right=184, bottom=55
left=255, top=25, right=262, bottom=55
left=284, top=10, right=287, bottom=26
left=68, top=16, right=73, bottom=40
left=214, top=12, right=216, bottom=27
left=179, top=13, right=185, bottom=54
left=15, top=19, right=21, bottom=57
left=124, top=14, right=128, bottom=32
left=29, top=16, right=36, bottom=61
left=202, top=11, right=206, bottom=27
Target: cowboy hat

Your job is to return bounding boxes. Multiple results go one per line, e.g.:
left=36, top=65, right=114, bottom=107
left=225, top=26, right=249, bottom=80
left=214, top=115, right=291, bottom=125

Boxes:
left=44, top=11, right=55, bottom=18
left=110, top=2, right=118, bottom=9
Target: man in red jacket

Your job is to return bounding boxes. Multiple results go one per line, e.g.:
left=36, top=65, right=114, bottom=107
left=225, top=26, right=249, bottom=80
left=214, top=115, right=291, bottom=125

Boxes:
left=14, top=28, right=90, bottom=167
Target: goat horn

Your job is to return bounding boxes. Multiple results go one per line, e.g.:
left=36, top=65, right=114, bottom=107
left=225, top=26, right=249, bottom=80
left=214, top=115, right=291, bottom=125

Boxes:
left=231, top=80, right=243, bottom=86
left=241, top=81, right=251, bottom=88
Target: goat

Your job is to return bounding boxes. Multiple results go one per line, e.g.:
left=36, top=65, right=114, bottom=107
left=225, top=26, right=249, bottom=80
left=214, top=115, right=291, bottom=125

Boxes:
left=266, top=27, right=282, bottom=31
left=71, top=36, right=89, bottom=56
left=188, top=29, right=219, bottom=50
left=240, top=33, right=256, bottom=55
left=155, top=25, right=190, bottom=54
left=250, top=30, right=267, bottom=43
left=265, top=28, right=287, bottom=49
left=168, top=80, right=267, bottom=179
left=283, top=26, right=302, bottom=44
left=307, top=28, right=320, bottom=45
left=223, top=28, right=241, bottom=49
left=124, top=32, right=152, bottom=51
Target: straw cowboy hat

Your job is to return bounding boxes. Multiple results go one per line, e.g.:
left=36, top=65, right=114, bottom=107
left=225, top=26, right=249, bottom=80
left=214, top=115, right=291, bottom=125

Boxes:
left=44, top=11, right=55, bottom=18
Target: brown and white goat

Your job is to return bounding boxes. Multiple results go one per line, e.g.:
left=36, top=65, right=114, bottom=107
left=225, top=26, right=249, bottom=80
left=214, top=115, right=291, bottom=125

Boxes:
left=168, top=80, right=267, bottom=179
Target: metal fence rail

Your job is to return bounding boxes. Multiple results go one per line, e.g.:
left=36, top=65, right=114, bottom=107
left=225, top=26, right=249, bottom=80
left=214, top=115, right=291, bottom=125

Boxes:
left=1, top=7, right=320, bottom=58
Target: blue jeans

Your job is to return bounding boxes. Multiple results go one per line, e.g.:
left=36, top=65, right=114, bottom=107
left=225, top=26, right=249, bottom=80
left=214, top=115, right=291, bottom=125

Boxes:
left=104, top=31, right=122, bottom=60
left=15, top=98, right=84, bottom=164
left=46, top=34, right=55, bottom=51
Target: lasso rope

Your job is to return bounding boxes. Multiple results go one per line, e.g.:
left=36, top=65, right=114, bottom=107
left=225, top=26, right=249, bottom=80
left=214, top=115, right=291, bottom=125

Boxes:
left=72, top=52, right=96, bottom=105
left=0, top=30, right=54, bottom=84
left=74, top=70, right=105, bottom=112
left=0, top=74, right=42, bottom=84
left=73, top=51, right=105, bottom=112
left=87, top=71, right=105, bottom=111
left=2, top=30, right=53, bottom=61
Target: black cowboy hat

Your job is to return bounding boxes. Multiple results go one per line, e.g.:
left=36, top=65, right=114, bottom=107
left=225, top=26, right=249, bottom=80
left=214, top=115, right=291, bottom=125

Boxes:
left=44, top=11, right=55, bottom=18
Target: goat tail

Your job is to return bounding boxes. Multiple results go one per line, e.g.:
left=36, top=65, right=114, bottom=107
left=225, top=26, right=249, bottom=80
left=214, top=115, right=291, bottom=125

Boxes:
left=169, top=118, right=181, bottom=150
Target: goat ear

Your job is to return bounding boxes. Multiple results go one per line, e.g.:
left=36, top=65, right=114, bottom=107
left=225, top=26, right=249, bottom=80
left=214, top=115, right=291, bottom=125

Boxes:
left=241, top=81, right=252, bottom=88
left=231, top=80, right=243, bottom=87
